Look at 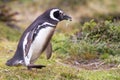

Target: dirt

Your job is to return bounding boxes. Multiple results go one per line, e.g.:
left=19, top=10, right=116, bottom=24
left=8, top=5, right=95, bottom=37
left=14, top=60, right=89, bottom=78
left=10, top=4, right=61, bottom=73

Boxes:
left=56, top=59, right=119, bottom=70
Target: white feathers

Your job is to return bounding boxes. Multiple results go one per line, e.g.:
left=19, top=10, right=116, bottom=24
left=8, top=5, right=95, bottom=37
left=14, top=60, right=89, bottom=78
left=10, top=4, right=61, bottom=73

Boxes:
left=23, top=32, right=32, bottom=65
left=42, top=22, right=55, bottom=26
left=38, top=22, right=55, bottom=28
left=24, top=45, right=33, bottom=65
left=30, top=26, right=54, bottom=63
left=50, top=9, right=60, bottom=21
left=23, top=32, right=29, bottom=55
left=23, top=22, right=55, bottom=66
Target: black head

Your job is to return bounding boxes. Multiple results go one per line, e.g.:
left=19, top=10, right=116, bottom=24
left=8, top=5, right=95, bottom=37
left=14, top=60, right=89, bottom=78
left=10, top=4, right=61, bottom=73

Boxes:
left=49, top=8, right=72, bottom=21
left=41, top=8, right=72, bottom=24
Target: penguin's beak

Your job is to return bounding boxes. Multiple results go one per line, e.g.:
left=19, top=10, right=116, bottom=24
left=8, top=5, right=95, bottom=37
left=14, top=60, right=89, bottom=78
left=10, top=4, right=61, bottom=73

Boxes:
left=63, top=14, right=72, bottom=21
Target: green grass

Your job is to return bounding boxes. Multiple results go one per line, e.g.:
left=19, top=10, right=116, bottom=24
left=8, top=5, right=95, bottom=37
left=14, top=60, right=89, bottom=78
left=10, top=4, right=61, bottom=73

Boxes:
left=0, top=22, right=21, bottom=41
left=0, top=41, right=120, bottom=80
left=0, top=1, right=120, bottom=80
left=0, top=14, right=119, bottom=80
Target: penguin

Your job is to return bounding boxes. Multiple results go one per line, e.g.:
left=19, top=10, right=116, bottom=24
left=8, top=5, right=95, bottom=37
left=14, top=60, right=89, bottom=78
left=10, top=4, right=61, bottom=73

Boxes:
left=6, top=8, right=72, bottom=69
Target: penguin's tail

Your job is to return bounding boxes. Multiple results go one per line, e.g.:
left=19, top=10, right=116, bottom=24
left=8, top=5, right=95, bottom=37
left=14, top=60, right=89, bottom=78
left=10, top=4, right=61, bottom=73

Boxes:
left=6, top=48, right=24, bottom=66
left=6, top=58, right=24, bottom=66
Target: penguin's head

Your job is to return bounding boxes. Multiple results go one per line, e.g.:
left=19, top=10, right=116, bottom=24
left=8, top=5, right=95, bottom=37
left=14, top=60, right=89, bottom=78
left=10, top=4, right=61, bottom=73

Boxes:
left=41, top=8, right=72, bottom=23
left=49, top=8, right=72, bottom=21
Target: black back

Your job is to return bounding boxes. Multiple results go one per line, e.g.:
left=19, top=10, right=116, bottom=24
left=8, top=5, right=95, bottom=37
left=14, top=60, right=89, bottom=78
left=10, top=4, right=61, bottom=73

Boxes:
left=6, top=8, right=59, bottom=66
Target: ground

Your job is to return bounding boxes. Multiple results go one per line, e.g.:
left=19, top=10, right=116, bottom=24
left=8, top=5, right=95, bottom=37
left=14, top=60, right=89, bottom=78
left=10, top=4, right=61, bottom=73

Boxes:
left=0, top=0, right=120, bottom=80
left=0, top=41, right=120, bottom=80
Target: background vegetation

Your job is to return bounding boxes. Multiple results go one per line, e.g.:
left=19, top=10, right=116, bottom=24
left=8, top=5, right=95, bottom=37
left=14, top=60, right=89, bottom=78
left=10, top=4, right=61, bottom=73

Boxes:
left=0, top=0, right=120, bottom=80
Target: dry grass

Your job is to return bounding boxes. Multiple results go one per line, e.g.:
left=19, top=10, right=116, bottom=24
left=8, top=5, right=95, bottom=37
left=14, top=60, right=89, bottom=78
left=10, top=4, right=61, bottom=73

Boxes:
left=0, top=0, right=120, bottom=80
left=0, top=41, right=120, bottom=80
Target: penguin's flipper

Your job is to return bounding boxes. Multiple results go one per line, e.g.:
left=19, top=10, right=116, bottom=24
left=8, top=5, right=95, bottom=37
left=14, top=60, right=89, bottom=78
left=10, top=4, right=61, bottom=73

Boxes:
left=45, top=42, right=52, bottom=59
left=27, top=64, right=46, bottom=70
left=25, top=30, right=35, bottom=56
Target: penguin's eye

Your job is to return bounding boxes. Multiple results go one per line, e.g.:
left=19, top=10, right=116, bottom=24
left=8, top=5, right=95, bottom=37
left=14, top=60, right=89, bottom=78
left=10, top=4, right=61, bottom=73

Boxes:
left=53, top=11, right=60, bottom=18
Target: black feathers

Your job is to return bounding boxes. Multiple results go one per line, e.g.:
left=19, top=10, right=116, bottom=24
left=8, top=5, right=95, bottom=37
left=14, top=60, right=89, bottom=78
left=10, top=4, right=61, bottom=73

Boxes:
left=6, top=8, right=72, bottom=69
left=53, top=11, right=60, bottom=19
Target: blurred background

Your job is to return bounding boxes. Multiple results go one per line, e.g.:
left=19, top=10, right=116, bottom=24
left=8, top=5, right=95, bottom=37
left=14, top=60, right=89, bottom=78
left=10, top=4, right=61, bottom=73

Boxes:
left=0, top=0, right=120, bottom=79
left=0, top=0, right=120, bottom=70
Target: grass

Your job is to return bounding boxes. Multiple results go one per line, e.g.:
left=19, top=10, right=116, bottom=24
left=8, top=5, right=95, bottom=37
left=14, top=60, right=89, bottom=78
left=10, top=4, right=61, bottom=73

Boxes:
left=0, top=22, right=21, bottom=41
left=0, top=41, right=120, bottom=80
left=0, top=0, right=120, bottom=80
left=0, top=22, right=119, bottom=80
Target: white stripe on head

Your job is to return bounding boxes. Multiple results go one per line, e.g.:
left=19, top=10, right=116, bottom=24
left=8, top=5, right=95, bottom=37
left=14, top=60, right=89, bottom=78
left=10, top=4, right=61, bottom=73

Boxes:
left=50, top=9, right=60, bottom=21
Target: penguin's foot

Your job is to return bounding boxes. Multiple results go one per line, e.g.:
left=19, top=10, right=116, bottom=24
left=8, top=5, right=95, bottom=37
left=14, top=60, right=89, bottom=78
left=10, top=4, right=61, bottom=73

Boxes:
left=27, top=64, right=46, bottom=70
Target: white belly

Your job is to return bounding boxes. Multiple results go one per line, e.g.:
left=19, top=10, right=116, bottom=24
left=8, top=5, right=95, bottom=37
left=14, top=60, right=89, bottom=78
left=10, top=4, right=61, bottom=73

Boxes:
left=24, top=27, right=54, bottom=65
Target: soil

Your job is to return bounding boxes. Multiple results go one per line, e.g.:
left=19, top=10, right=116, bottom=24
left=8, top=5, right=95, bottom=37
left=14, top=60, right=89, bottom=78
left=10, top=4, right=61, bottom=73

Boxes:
left=56, top=59, right=119, bottom=70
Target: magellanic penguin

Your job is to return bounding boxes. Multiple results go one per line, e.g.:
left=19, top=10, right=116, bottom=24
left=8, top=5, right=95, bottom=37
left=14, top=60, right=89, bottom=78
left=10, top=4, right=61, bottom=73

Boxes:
left=6, top=8, right=72, bottom=69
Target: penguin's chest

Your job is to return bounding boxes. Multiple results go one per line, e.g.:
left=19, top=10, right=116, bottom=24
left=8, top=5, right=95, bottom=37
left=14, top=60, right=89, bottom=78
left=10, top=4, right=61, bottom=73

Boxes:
left=29, top=27, right=55, bottom=62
